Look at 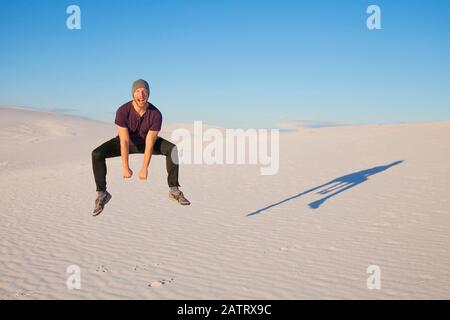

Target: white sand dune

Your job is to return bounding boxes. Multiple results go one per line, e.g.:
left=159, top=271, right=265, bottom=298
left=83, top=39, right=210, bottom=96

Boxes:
left=0, top=106, right=449, bottom=299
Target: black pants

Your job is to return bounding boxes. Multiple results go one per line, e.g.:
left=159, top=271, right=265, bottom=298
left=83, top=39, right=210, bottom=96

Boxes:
left=92, top=136, right=180, bottom=192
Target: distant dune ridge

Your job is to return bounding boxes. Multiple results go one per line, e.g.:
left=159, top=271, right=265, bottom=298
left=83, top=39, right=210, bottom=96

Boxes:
left=0, top=106, right=449, bottom=299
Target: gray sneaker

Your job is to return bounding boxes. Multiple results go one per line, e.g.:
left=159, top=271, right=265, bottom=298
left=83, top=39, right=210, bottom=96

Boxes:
left=169, top=191, right=191, bottom=205
left=93, top=191, right=112, bottom=216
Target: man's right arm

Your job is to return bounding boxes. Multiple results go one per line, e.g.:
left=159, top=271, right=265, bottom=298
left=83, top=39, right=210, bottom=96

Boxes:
left=117, top=125, right=131, bottom=170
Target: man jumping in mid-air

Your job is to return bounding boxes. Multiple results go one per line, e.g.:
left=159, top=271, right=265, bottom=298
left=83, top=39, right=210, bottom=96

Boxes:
left=91, top=79, right=190, bottom=216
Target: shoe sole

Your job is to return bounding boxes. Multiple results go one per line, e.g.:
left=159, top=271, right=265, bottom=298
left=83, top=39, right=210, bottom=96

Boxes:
left=92, top=194, right=112, bottom=216
left=169, top=195, right=190, bottom=205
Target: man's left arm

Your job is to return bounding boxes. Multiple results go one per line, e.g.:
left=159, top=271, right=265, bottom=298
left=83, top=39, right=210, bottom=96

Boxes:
left=139, top=130, right=159, bottom=180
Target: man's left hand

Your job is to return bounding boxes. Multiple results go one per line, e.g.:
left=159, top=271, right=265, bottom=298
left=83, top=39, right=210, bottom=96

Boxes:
left=139, top=168, right=148, bottom=180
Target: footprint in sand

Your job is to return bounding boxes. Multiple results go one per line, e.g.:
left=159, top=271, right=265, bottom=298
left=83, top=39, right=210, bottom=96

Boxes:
left=95, top=265, right=108, bottom=273
left=280, top=246, right=299, bottom=252
left=133, top=263, right=163, bottom=271
left=148, top=278, right=174, bottom=288
left=150, top=262, right=163, bottom=268
left=1, top=290, right=36, bottom=300
left=133, top=264, right=151, bottom=271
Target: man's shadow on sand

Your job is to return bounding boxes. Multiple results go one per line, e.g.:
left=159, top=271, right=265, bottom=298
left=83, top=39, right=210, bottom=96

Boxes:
left=247, top=160, right=404, bottom=216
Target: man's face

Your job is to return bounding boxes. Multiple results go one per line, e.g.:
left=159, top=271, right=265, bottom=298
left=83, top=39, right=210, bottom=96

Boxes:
left=133, top=87, right=149, bottom=107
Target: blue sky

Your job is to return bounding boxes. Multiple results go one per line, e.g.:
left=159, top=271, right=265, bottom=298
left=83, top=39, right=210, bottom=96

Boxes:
left=0, top=0, right=449, bottom=128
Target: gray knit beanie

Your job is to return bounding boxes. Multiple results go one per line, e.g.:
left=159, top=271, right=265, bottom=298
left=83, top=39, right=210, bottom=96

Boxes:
left=131, top=79, right=150, bottom=96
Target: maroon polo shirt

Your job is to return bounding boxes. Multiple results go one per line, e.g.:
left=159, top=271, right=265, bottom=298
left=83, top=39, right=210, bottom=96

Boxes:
left=114, top=101, right=162, bottom=145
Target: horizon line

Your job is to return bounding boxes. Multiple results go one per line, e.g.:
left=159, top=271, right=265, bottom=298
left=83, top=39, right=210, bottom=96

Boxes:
left=1, top=105, right=449, bottom=130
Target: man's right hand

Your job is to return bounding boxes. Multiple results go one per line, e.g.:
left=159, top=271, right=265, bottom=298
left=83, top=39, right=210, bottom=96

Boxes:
left=123, top=167, right=133, bottom=178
